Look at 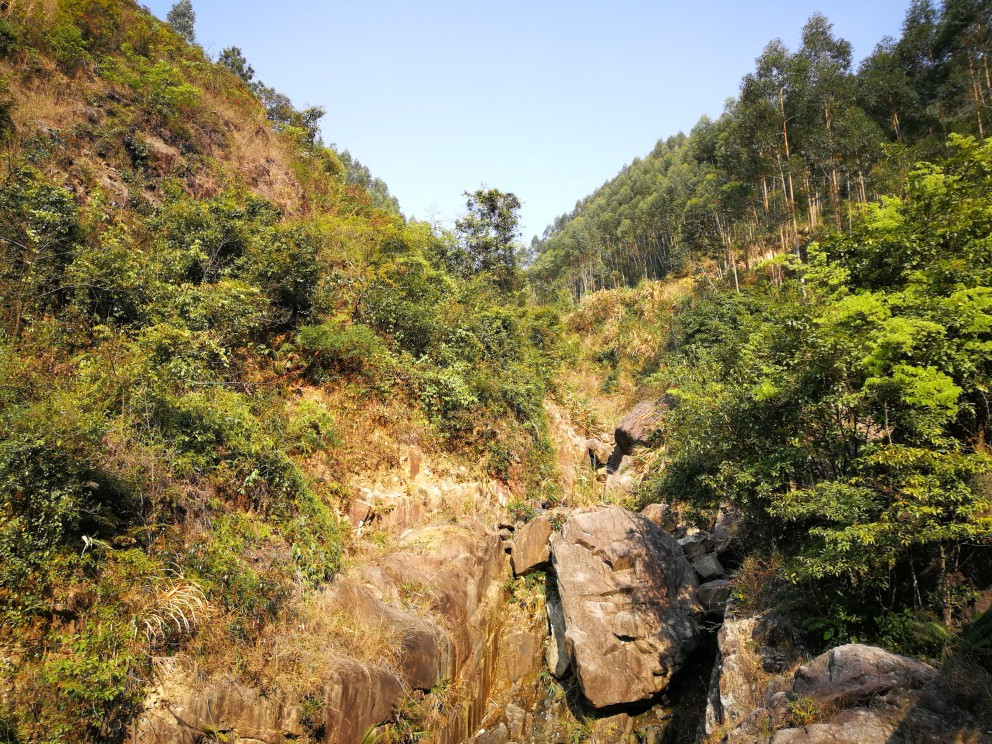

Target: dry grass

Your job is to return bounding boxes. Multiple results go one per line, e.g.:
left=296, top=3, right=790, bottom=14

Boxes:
left=732, top=553, right=786, bottom=614
left=135, top=577, right=211, bottom=647
left=250, top=592, right=408, bottom=697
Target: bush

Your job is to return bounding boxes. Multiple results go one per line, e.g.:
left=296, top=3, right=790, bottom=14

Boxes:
left=417, top=362, right=478, bottom=432
left=65, top=225, right=153, bottom=326
left=0, top=18, right=22, bottom=58
left=185, top=514, right=293, bottom=629
left=41, top=612, right=144, bottom=741
left=879, top=609, right=949, bottom=661
left=0, top=395, right=136, bottom=623
left=0, top=80, right=12, bottom=144
left=167, top=279, right=271, bottom=346
left=238, top=224, right=319, bottom=318
left=47, top=22, right=90, bottom=74
left=296, top=322, right=393, bottom=379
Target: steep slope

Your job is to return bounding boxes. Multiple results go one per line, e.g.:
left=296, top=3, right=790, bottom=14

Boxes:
left=0, top=3, right=560, bottom=741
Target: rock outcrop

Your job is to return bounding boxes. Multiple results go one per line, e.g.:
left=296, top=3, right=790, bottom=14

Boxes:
left=132, top=660, right=405, bottom=744
left=771, top=708, right=901, bottom=744
left=613, top=399, right=669, bottom=456
left=326, top=576, right=452, bottom=690
left=133, top=679, right=304, bottom=744
left=551, top=506, right=702, bottom=708
left=134, top=521, right=510, bottom=744
left=511, top=514, right=553, bottom=575
left=705, top=636, right=985, bottom=744
left=791, top=643, right=937, bottom=706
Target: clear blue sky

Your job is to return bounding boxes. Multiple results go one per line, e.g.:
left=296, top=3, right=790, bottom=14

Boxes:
left=145, top=0, right=909, bottom=241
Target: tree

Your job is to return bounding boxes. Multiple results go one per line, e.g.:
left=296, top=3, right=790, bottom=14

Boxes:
left=453, top=188, right=522, bottom=291
left=218, top=46, right=254, bottom=85
left=166, top=0, right=196, bottom=45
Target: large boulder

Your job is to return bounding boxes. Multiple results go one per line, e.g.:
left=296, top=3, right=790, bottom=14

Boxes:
left=792, top=644, right=936, bottom=706
left=771, top=709, right=900, bottom=744
left=613, top=398, right=670, bottom=456
left=550, top=506, right=702, bottom=708
left=511, top=514, right=552, bottom=575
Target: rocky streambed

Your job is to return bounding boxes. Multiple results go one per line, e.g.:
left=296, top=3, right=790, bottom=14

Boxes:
left=130, top=398, right=988, bottom=744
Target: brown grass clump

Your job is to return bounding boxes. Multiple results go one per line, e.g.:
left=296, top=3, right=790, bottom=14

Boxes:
left=136, top=577, right=211, bottom=647
left=732, top=553, right=787, bottom=614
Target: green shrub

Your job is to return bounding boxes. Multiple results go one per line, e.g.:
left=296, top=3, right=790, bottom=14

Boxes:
left=281, top=486, right=343, bottom=587
left=47, top=22, right=89, bottom=74
left=167, top=279, right=271, bottom=346
left=99, top=55, right=199, bottom=124
left=57, top=0, right=123, bottom=56
left=185, top=513, right=293, bottom=629
left=296, top=322, right=393, bottom=379
left=417, top=362, right=478, bottom=432
left=283, top=399, right=340, bottom=457
left=506, top=497, right=536, bottom=523
left=65, top=225, right=153, bottom=326
left=41, top=610, right=144, bottom=741
left=879, top=609, right=950, bottom=660
left=964, top=609, right=992, bottom=650
left=0, top=395, right=136, bottom=621
left=0, top=18, right=22, bottom=58
left=238, top=224, right=319, bottom=318
left=0, top=80, right=12, bottom=144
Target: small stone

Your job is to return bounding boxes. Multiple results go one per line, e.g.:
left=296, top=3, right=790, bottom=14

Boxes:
left=640, top=502, right=667, bottom=528
left=678, top=530, right=714, bottom=559
left=697, top=579, right=733, bottom=615
left=692, top=553, right=724, bottom=580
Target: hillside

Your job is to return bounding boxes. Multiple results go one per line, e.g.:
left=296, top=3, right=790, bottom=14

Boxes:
left=531, top=2, right=992, bottom=299
left=0, top=2, right=561, bottom=740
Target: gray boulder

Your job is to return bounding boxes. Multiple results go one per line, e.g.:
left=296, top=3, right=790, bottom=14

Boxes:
left=551, top=506, right=702, bottom=708
left=697, top=579, right=733, bottom=615
left=511, top=514, right=552, bottom=575
left=692, top=553, right=724, bottom=580
left=792, top=643, right=936, bottom=706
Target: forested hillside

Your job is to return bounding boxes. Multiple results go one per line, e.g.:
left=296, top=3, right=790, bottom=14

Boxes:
left=532, top=1, right=992, bottom=298
left=0, top=2, right=557, bottom=740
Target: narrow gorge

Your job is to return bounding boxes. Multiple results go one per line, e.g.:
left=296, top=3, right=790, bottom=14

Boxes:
left=131, top=388, right=986, bottom=743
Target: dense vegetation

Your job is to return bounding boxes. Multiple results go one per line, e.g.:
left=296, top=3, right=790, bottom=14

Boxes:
left=532, top=1, right=992, bottom=299
left=643, top=135, right=992, bottom=656
left=0, top=2, right=558, bottom=741
left=533, top=0, right=992, bottom=693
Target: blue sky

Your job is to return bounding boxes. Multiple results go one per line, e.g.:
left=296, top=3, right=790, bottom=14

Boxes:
left=145, top=1, right=909, bottom=241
